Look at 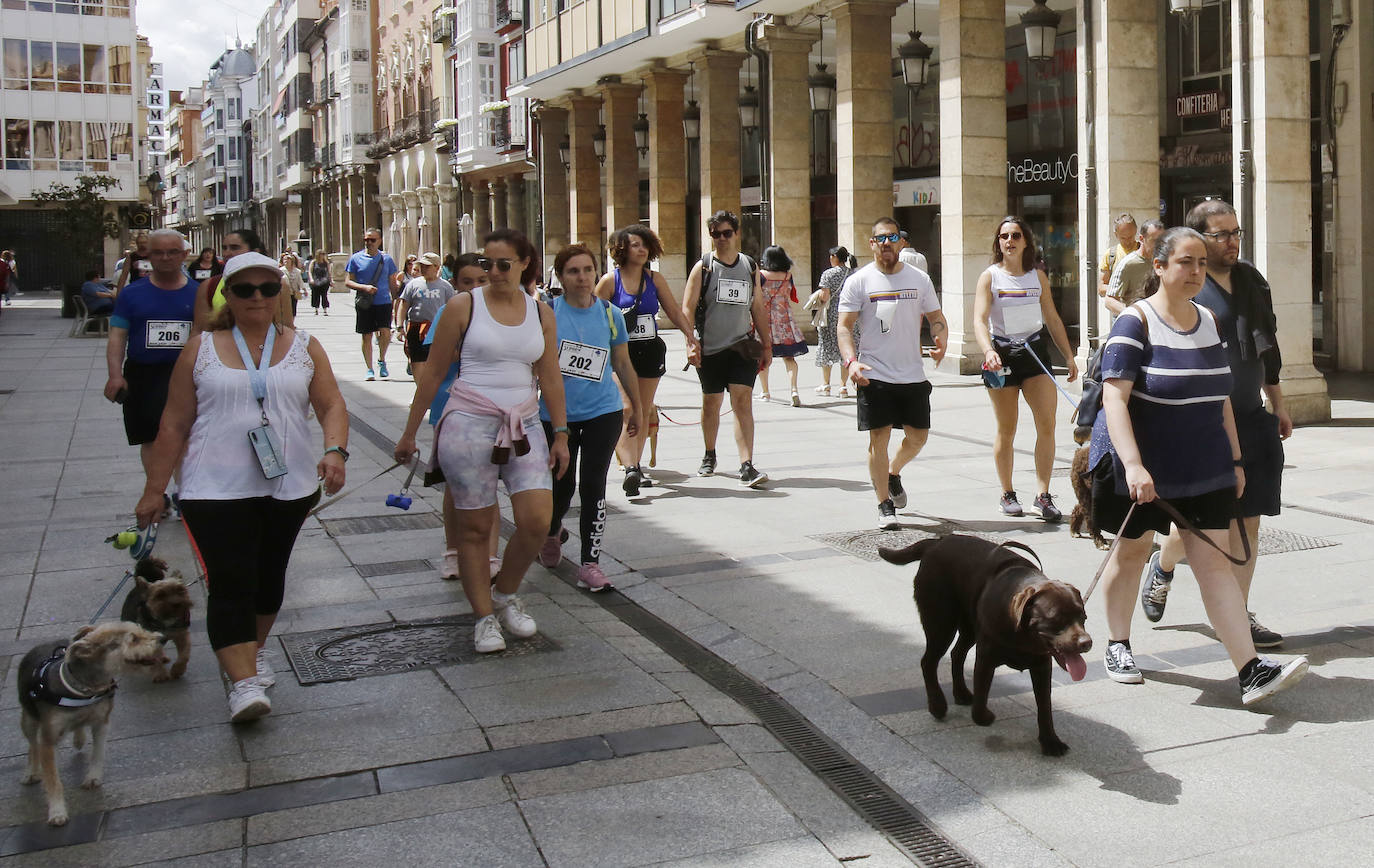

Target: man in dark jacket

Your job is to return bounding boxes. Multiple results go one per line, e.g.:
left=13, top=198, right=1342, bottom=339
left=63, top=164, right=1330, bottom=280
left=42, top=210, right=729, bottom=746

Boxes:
left=1140, top=200, right=1289, bottom=648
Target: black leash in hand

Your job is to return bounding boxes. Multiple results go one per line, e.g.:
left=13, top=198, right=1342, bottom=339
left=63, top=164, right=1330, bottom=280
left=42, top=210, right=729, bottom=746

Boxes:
left=1081, top=497, right=1252, bottom=604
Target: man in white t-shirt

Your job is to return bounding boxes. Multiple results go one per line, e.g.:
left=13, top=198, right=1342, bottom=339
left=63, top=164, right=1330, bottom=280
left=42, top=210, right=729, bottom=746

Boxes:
left=898, top=230, right=928, bottom=273
left=838, top=217, right=948, bottom=529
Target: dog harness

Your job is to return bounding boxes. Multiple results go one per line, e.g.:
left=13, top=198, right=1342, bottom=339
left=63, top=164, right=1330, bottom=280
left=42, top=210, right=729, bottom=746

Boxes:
left=138, top=601, right=191, bottom=634
left=25, top=646, right=116, bottom=708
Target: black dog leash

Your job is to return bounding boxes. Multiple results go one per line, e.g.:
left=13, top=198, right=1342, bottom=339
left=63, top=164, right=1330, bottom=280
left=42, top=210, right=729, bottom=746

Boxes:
left=1082, top=497, right=1253, bottom=604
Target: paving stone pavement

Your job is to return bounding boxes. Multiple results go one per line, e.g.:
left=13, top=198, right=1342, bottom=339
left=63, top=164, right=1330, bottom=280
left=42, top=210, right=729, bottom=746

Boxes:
left=1, top=298, right=1372, bottom=866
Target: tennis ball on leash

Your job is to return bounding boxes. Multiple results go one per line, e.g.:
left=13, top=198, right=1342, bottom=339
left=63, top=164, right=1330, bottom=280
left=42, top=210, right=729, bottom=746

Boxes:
left=112, top=530, right=138, bottom=549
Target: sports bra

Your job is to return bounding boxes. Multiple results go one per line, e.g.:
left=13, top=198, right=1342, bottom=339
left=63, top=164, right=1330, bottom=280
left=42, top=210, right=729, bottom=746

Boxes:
left=609, top=268, right=660, bottom=317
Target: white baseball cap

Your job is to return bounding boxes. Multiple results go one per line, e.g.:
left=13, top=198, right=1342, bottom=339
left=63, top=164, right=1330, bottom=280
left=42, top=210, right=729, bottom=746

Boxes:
left=417, top=252, right=441, bottom=267
left=222, top=252, right=286, bottom=282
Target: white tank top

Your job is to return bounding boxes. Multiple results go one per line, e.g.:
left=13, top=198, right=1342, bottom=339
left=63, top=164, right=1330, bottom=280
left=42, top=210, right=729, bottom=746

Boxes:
left=986, top=265, right=1045, bottom=341
left=457, top=286, right=544, bottom=409
left=179, top=329, right=320, bottom=501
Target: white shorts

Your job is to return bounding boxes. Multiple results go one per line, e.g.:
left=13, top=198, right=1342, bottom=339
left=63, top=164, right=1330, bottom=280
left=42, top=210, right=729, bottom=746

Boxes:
left=436, top=411, right=552, bottom=509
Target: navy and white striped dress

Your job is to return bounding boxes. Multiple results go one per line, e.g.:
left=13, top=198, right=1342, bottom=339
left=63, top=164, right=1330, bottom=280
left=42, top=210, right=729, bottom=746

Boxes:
left=1088, top=301, right=1235, bottom=498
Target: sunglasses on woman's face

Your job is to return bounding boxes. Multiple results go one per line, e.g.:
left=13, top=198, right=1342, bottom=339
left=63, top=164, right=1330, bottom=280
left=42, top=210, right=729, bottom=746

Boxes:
left=998, top=231, right=1024, bottom=241
left=477, top=257, right=516, bottom=273
left=227, top=281, right=284, bottom=299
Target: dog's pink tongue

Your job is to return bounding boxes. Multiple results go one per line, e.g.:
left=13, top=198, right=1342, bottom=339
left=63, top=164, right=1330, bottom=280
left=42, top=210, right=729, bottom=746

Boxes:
left=1061, top=652, right=1087, bottom=682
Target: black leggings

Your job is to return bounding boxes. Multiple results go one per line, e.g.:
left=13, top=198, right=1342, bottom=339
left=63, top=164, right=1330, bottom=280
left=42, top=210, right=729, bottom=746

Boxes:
left=180, top=494, right=315, bottom=650
left=542, top=410, right=622, bottom=564
left=310, top=284, right=330, bottom=309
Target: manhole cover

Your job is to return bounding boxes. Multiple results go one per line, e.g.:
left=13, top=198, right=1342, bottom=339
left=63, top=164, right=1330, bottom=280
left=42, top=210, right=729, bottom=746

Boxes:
left=810, top=522, right=1007, bottom=562
left=355, top=558, right=434, bottom=578
left=279, top=615, right=560, bottom=684
left=319, top=512, right=444, bottom=536
left=1257, top=528, right=1339, bottom=556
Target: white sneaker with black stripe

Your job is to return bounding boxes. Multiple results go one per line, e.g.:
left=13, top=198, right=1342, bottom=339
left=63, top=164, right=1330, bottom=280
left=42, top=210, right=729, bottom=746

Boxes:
left=1240, top=656, right=1308, bottom=706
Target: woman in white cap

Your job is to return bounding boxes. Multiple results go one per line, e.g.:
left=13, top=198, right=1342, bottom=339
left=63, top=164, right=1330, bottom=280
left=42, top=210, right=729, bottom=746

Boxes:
left=134, top=251, right=350, bottom=724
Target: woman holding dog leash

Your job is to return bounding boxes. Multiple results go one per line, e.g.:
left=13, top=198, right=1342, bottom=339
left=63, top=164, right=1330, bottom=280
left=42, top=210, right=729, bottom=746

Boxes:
left=1088, top=226, right=1307, bottom=705
left=973, top=217, right=1078, bottom=522
left=135, top=252, right=350, bottom=723
left=394, top=229, right=570, bottom=655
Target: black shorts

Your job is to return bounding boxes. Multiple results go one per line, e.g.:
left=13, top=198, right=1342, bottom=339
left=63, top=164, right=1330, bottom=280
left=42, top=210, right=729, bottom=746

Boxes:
left=626, top=336, right=667, bottom=379
left=405, top=322, right=431, bottom=362
left=989, top=330, right=1053, bottom=388
left=122, top=360, right=176, bottom=446
left=355, top=303, right=392, bottom=335
left=696, top=348, right=758, bottom=394
left=856, top=379, right=933, bottom=431
left=1234, top=405, right=1283, bottom=517
left=1089, top=456, right=1237, bottom=539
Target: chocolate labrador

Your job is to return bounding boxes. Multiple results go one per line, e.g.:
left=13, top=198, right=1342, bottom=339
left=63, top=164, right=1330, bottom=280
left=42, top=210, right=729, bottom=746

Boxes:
left=880, top=534, right=1092, bottom=756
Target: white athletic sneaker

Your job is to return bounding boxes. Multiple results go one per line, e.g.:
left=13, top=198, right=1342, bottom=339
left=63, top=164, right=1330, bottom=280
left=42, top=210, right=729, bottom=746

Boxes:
left=227, top=678, right=271, bottom=723
left=473, top=614, right=506, bottom=653
left=254, top=647, right=276, bottom=688
left=493, top=594, right=537, bottom=638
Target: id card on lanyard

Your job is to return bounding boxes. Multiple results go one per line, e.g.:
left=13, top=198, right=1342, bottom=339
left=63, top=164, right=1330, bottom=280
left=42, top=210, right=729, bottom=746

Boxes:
left=232, top=326, right=288, bottom=479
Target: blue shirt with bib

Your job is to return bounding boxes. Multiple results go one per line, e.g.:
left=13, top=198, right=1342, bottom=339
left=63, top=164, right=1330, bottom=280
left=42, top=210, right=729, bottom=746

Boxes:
left=539, top=296, right=627, bottom=423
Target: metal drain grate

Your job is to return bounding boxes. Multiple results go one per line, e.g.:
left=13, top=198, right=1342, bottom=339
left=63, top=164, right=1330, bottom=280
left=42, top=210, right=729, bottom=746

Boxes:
left=810, top=524, right=1005, bottom=562
left=319, top=512, right=444, bottom=537
left=1257, top=527, right=1339, bottom=557
left=602, top=595, right=978, bottom=867
left=355, top=558, right=434, bottom=578
left=278, top=615, right=560, bottom=685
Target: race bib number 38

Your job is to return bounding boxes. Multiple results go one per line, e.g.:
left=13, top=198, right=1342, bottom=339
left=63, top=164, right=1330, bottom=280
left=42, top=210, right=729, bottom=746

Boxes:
left=715, top=278, right=750, bottom=305
left=146, top=320, right=191, bottom=349
left=628, top=313, right=656, bottom=341
left=557, top=340, right=608, bottom=381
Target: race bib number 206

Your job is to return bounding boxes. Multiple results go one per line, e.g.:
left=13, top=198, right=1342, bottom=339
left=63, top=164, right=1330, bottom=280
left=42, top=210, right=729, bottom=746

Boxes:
left=146, top=320, right=191, bottom=349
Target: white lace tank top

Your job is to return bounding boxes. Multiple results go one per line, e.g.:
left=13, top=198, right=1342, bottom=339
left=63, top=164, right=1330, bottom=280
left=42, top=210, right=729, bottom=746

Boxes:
left=456, top=286, right=543, bottom=410
left=178, top=329, right=320, bottom=501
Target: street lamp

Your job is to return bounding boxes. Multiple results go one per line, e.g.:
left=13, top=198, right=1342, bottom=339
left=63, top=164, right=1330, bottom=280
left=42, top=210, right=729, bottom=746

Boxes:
left=591, top=124, right=606, bottom=164
left=898, top=30, right=933, bottom=95
left=558, top=136, right=570, bottom=171
left=1020, top=0, right=1061, bottom=64
left=633, top=113, right=649, bottom=155
left=683, top=62, right=700, bottom=141
left=738, top=86, right=759, bottom=132
left=807, top=15, right=836, bottom=113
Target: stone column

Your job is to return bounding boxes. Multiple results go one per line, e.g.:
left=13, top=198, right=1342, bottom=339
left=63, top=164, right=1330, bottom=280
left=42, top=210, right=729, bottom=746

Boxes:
left=1075, top=0, right=1161, bottom=365
left=388, top=192, right=407, bottom=258
left=834, top=0, right=900, bottom=256
left=491, top=178, right=508, bottom=230
left=377, top=197, right=394, bottom=259
left=760, top=23, right=818, bottom=316
left=1332, top=0, right=1374, bottom=372
left=567, top=95, right=604, bottom=249
left=602, top=81, right=641, bottom=231
left=939, top=0, right=1007, bottom=373
left=402, top=190, right=422, bottom=259
left=436, top=181, right=457, bottom=256
left=1238, top=2, right=1330, bottom=420
left=472, top=180, right=492, bottom=237
left=696, top=50, right=743, bottom=227
left=417, top=185, right=438, bottom=254
left=646, top=68, right=689, bottom=288
left=538, top=105, right=571, bottom=254
left=506, top=175, right=527, bottom=238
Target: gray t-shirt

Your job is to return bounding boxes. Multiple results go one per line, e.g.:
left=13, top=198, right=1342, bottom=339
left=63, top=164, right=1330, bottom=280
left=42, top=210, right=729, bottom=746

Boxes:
left=838, top=262, right=940, bottom=384
left=400, top=277, right=455, bottom=323
left=699, top=253, right=756, bottom=355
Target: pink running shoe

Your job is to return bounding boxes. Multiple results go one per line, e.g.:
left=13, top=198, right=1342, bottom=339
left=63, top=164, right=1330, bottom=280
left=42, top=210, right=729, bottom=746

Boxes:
left=576, top=562, right=613, bottom=592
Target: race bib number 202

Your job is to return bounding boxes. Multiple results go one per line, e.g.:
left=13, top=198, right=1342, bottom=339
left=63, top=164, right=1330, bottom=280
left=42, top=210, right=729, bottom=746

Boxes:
left=557, top=340, right=608, bottom=381
left=146, top=320, right=191, bottom=349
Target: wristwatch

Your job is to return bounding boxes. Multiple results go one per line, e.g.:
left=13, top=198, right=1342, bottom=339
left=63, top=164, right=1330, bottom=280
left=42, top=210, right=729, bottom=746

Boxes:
left=323, top=445, right=350, bottom=462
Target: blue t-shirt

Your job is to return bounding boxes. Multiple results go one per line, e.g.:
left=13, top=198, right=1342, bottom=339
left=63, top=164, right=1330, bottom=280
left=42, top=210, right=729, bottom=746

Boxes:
left=110, top=276, right=199, bottom=365
left=81, top=280, right=114, bottom=314
left=345, top=250, right=398, bottom=306
left=538, top=296, right=627, bottom=423
left=1088, top=301, right=1235, bottom=498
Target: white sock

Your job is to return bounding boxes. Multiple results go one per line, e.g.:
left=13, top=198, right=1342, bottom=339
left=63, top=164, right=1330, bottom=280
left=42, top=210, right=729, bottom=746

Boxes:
left=491, top=590, right=514, bottom=607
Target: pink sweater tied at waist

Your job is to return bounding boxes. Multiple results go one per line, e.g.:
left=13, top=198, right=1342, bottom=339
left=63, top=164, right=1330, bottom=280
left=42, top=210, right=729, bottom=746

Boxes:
left=443, top=379, right=540, bottom=464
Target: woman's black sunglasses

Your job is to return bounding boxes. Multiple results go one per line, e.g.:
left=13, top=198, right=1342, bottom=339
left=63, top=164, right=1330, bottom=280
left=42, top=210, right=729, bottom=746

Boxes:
left=227, top=281, right=283, bottom=299
left=477, top=257, right=516, bottom=273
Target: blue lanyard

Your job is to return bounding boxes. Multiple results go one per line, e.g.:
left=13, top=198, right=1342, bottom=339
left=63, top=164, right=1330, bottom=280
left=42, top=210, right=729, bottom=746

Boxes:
left=231, top=325, right=276, bottom=425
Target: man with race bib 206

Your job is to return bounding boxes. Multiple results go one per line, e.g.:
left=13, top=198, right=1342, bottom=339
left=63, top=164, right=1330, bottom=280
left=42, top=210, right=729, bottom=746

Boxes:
left=104, top=229, right=199, bottom=481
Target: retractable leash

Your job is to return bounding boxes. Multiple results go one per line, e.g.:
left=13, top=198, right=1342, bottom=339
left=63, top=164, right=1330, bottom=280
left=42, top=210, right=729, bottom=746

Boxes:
left=92, top=522, right=160, bottom=622
left=1019, top=339, right=1080, bottom=409
left=1081, top=497, right=1252, bottom=604
left=308, top=459, right=406, bottom=517
left=655, top=405, right=732, bottom=426
left=386, top=452, right=422, bottom=510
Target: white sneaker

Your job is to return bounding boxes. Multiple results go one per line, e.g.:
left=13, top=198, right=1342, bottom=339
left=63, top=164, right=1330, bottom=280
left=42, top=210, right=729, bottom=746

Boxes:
left=228, top=678, right=271, bottom=722
left=439, top=549, right=459, bottom=580
left=473, top=614, right=506, bottom=653
left=493, top=594, right=537, bottom=638
left=254, top=647, right=276, bottom=688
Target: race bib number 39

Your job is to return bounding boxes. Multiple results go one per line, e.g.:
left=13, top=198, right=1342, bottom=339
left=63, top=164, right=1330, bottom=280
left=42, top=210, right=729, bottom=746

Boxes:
left=557, top=340, right=608, bottom=381
left=146, top=320, right=191, bottom=349
left=715, top=278, right=750, bottom=305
